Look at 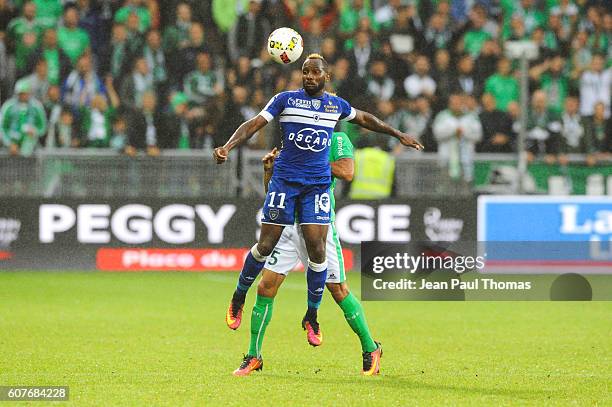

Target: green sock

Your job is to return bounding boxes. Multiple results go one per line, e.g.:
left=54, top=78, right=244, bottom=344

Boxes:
left=338, top=292, right=377, bottom=353
left=247, top=295, right=274, bottom=357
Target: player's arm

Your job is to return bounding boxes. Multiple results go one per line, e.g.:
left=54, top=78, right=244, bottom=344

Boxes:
left=213, top=115, right=268, bottom=164
left=215, top=92, right=285, bottom=164
left=330, top=132, right=354, bottom=181
left=331, top=158, right=354, bottom=181
left=350, top=109, right=424, bottom=150
left=262, top=147, right=279, bottom=193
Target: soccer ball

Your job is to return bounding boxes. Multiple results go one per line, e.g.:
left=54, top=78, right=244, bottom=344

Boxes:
left=267, top=27, right=304, bottom=64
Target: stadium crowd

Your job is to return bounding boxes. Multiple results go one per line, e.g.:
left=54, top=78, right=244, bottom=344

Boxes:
left=0, top=0, right=611, bottom=180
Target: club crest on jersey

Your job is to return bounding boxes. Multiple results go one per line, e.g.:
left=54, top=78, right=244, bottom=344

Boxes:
left=269, top=209, right=279, bottom=220
left=288, top=128, right=331, bottom=152
left=312, top=99, right=321, bottom=110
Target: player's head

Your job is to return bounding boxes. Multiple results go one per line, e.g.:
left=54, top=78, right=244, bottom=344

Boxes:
left=302, top=53, right=329, bottom=96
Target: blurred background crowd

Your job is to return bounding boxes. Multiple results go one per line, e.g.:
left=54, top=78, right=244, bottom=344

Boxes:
left=0, top=0, right=610, bottom=179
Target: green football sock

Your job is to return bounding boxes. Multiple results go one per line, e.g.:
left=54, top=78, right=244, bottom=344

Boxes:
left=338, top=292, right=377, bottom=353
left=247, top=295, right=274, bottom=357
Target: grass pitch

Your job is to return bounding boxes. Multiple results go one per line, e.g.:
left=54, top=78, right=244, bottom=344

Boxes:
left=1, top=271, right=610, bottom=406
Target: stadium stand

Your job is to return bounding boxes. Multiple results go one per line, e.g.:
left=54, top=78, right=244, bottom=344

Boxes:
left=0, top=0, right=610, bottom=197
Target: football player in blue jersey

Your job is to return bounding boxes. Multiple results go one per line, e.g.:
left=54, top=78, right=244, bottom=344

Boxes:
left=214, top=54, right=422, bottom=375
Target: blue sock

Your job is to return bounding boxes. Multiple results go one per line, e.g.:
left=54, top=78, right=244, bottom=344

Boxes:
left=306, top=260, right=328, bottom=309
left=235, top=247, right=266, bottom=298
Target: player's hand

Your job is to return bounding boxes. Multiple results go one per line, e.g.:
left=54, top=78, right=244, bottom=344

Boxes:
left=213, top=146, right=228, bottom=164
left=396, top=133, right=424, bottom=151
left=262, top=147, right=279, bottom=171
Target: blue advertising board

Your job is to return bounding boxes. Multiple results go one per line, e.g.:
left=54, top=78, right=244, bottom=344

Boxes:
left=478, top=196, right=612, bottom=272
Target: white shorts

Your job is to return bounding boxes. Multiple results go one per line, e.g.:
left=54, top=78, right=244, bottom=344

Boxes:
left=264, top=223, right=346, bottom=283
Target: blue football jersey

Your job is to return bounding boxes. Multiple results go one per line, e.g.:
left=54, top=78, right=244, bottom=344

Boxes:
left=259, top=89, right=356, bottom=184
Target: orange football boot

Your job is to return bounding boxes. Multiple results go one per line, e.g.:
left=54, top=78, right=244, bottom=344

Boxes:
left=362, top=342, right=383, bottom=376
left=233, top=355, right=263, bottom=376
left=301, top=317, right=323, bottom=347
left=226, top=300, right=244, bottom=330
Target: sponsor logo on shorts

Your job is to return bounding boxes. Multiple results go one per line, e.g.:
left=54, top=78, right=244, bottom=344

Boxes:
left=315, top=193, right=331, bottom=215
left=269, top=209, right=280, bottom=220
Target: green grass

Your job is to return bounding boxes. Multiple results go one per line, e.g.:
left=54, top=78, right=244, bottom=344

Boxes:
left=0, top=272, right=610, bottom=406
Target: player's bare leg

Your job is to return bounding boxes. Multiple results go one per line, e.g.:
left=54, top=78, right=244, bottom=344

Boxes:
left=299, top=223, right=328, bottom=346
left=233, top=269, right=285, bottom=376
left=327, top=282, right=382, bottom=375
left=227, top=224, right=285, bottom=330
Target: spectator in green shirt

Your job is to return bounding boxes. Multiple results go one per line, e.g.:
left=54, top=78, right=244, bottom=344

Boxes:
left=529, top=55, right=570, bottom=114
left=80, top=80, right=120, bottom=148
left=505, top=14, right=528, bottom=41
left=163, top=2, right=193, bottom=56
left=580, top=102, right=612, bottom=165
left=542, top=14, right=569, bottom=55
left=525, top=90, right=561, bottom=163
left=183, top=51, right=223, bottom=107
left=33, top=0, right=62, bottom=29
left=161, top=91, right=191, bottom=149
left=58, top=6, right=91, bottom=65
left=0, top=78, right=47, bottom=156
left=125, top=10, right=145, bottom=57
left=141, top=29, right=168, bottom=96
left=484, top=58, right=520, bottom=112
left=374, top=0, right=401, bottom=30
left=530, top=27, right=556, bottom=61
left=550, top=0, right=579, bottom=34
left=513, top=0, right=546, bottom=35
left=114, top=0, right=151, bottom=34
left=460, top=5, right=492, bottom=57
left=119, top=56, right=154, bottom=114
left=103, top=24, right=131, bottom=82
left=339, top=0, right=378, bottom=40
left=7, top=1, right=42, bottom=75
left=569, top=30, right=593, bottom=80
left=27, top=28, right=72, bottom=86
